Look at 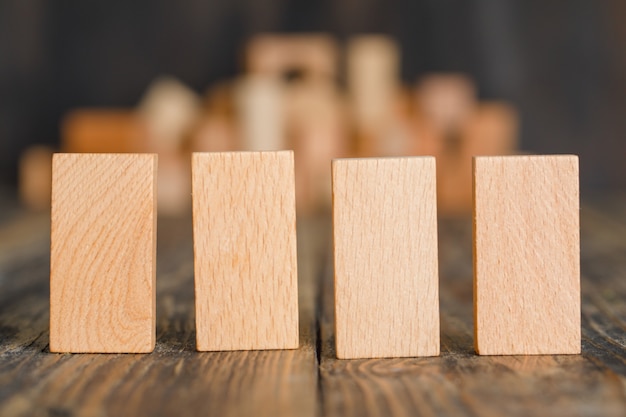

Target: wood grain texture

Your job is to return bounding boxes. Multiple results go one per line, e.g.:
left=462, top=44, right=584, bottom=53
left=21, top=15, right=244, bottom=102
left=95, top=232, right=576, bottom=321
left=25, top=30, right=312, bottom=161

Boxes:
left=332, top=157, right=439, bottom=359
left=473, top=155, right=580, bottom=355
left=50, top=153, right=157, bottom=353
left=192, top=151, right=299, bottom=351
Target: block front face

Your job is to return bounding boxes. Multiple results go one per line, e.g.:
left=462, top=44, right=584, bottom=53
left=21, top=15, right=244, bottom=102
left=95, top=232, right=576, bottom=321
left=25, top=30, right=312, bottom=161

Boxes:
left=332, top=157, right=440, bottom=359
left=192, top=151, right=299, bottom=351
left=50, top=153, right=157, bottom=353
left=473, top=155, right=580, bottom=355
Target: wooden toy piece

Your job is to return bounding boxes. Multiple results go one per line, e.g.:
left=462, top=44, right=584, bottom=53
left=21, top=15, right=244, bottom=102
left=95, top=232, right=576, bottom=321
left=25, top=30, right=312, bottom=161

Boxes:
left=50, top=153, right=157, bottom=353
left=138, top=76, right=201, bottom=153
left=473, top=155, right=580, bottom=355
left=437, top=101, right=519, bottom=217
left=157, top=152, right=191, bottom=217
left=18, top=145, right=54, bottom=211
left=286, top=79, right=349, bottom=214
left=332, top=157, right=440, bottom=359
left=235, top=75, right=286, bottom=152
left=346, top=35, right=399, bottom=155
left=245, top=34, right=339, bottom=81
left=62, top=109, right=147, bottom=153
left=192, top=151, right=299, bottom=351
left=415, top=73, right=476, bottom=135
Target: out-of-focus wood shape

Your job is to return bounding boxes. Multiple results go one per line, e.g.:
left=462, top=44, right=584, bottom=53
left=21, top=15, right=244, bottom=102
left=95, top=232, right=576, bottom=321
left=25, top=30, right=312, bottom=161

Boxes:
left=438, top=102, right=519, bottom=216
left=158, top=152, right=191, bottom=217
left=235, top=75, right=286, bottom=151
left=414, top=74, right=477, bottom=217
left=415, top=73, right=476, bottom=136
left=285, top=80, right=349, bottom=214
left=61, top=109, right=147, bottom=153
left=245, top=34, right=339, bottom=81
left=462, top=101, right=519, bottom=155
left=347, top=35, right=400, bottom=155
left=138, top=76, right=201, bottom=153
left=187, top=82, right=240, bottom=153
left=189, top=116, right=239, bottom=153
left=18, top=145, right=54, bottom=211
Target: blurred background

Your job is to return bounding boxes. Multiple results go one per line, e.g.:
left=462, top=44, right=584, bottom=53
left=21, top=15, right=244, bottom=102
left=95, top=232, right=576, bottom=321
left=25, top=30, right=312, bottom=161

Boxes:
left=1, top=0, right=625, bottom=215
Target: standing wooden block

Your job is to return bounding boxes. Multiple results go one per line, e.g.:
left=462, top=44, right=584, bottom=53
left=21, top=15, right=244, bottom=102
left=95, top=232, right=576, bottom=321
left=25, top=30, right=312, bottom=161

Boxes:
left=332, top=157, right=440, bottom=359
left=50, top=154, right=157, bottom=353
left=473, top=155, right=580, bottom=355
left=192, top=151, right=299, bottom=351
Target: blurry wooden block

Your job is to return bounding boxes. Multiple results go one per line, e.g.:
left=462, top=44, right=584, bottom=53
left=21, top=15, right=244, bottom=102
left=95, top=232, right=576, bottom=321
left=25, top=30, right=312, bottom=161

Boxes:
left=473, top=155, right=580, bottom=355
left=438, top=102, right=519, bottom=216
left=462, top=101, right=519, bottom=155
left=347, top=35, right=399, bottom=152
left=158, top=153, right=191, bottom=217
left=18, top=145, right=53, bottom=211
left=415, top=73, right=476, bottom=134
left=50, top=153, right=157, bottom=353
left=286, top=80, right=349, bottom=214
left=62, top=110, right=147, bottom=153
left=189, top=115, right=239, bottom=153
left=138, top=76, right=201, bottom=152
left=246, top=34, right=338, bottom=81
left=235, top=75, right=286, bottom=151
left=192, top=151, right=299, bottom=351
left=332, top=157, right=439, bottom=359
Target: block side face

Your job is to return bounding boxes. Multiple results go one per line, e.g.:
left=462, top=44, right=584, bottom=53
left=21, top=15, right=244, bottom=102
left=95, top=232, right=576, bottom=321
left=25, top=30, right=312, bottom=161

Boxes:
left=474, top=156, right=580, bottom=355
left=192, top=152, right=299, bottom=351
left=333, top=157, right=439, bottom=359
left=50, top=154, right=157, bottom=353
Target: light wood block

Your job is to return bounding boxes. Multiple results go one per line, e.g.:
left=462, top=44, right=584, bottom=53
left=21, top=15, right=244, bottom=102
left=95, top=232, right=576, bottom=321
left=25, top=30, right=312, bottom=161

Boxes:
left=235, top=76, right=286, bottom=152
left=192, top=151, right=299, bottom=351
left=332, top=157, right=440, bottom=359
left=50, top=153, right=157, bottom=353
left=473, top=155, right=580, bottom=355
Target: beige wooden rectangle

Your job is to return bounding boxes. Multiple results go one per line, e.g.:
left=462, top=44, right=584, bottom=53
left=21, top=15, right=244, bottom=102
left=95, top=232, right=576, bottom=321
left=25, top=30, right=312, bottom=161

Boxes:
left=192, top=151, right=299, bottom=351
left=332, top=157, right=440, bottom=359
left=50, top=153, right=157, bottom=353
left=473, top=155, right=580, bottom=355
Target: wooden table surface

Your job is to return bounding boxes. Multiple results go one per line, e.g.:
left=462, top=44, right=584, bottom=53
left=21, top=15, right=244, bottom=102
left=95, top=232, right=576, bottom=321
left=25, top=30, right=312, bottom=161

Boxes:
left=0, top=193, right=625, bottom=417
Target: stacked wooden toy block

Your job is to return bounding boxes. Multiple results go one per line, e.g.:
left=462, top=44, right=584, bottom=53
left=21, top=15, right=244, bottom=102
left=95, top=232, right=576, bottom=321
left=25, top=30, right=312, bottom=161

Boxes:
left=49, top=152, right=580, bottom=359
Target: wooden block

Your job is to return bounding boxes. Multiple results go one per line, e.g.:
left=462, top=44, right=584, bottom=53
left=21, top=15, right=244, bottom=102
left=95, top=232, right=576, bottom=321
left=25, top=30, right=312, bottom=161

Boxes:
left=138, top=76, right=201, bottom=153
left=286, top=79, right=349, bottom=214
left=50, top=153, right=157, bottom=353
left=332, top=157, right=440, bottom=359
left=347, top=36, right=399, bottom=140
left=192, top=151, right=299, bottom=351
left=18, top=145, right=53, bottom=211
left=473, top=155, right=580, bottom=355
left=246, top=34, right=338, bottom=81
left=415, top=73, right=476, bottom=134
left=235, top=76, right=286, bottom=151
left=62, top=110, right=147, bottom=153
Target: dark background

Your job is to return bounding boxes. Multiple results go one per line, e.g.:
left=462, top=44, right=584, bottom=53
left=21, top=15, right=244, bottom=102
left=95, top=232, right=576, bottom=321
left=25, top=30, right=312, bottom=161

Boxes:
left=1, top=0, right=625, bottom=189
